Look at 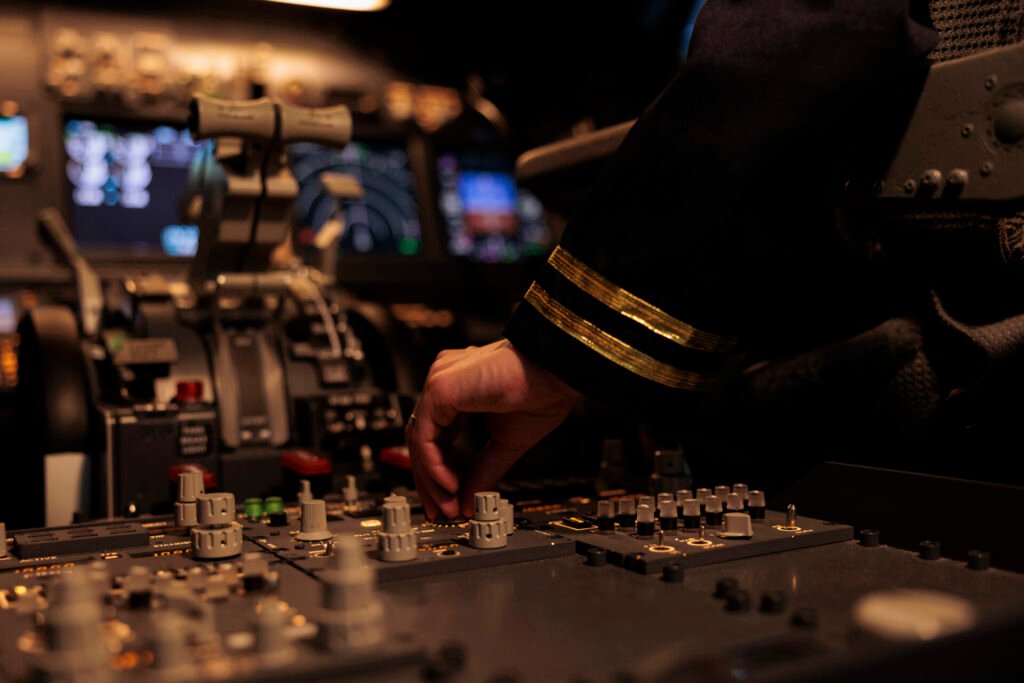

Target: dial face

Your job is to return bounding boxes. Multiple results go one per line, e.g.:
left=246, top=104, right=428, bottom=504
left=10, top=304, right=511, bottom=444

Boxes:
left=290, top=141, right=422, bottom=257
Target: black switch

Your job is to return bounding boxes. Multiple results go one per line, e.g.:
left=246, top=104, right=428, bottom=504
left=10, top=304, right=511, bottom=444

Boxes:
left=585, top=548, right=607, bottom=567
left=760, top=590, right=787, bottom=614
left=714, top=577, right=738, bottom=598
left=918, top=540, right=941, bottom=560
left=725, top=589, right=751, bottom=612
left=661, top=564, right=684, bottom=584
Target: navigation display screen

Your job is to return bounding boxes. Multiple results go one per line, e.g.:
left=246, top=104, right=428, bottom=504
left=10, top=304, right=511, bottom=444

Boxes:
left=63, top=118, right=203, bottom=257
left=291, top=140, right=422, bottom=257
left=436, top=149, right=550, bottom=263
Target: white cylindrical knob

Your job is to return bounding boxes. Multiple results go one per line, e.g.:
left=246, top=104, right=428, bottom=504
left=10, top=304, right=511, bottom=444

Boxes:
left=175, top=501, right=198, bottom=528
left=192, top=524, right=243, bottom=559
left=722, top=512, right=753, bottom=538
left=733, top=483, right=749, bottom=499
left=322, top=537, right=374, bottom=611
left=748, top=490, right=766, bottom=507
left=714, top=485, right=731, bottom=500
left=726, top=492, right=744, bottom=511
left=37, top=570, right=111, bottom=683
left=197, top=492, right=234, bottom=526
left=617, top=498, right=636, bottom=516
left=658, top=499, right=677, bottom=518
left=682, top=499, right=701, bottom=517
left=297, top=500, right=333, bottom=541
left=0, top=522, right=7, bottom=557
left=469, top=520, right=507, bottom=549
left=675, top=489, right=692, bottom=504
left=470, top=492, right=507, bottom=548
left=500, top=499, right=515, bottom=535
left=86, top=561, right=109, bottom=593
left=254, top=598, right=295, bottom=664
left=704, top=495, right=723, bottom=514
left=473, top=492, right=501, bottom=522
left=152, top=611, right=194, bottom=675
left=46, top=570, right=104, bottom=651
left=378, top=532, right=417, bottom=562
left=175, top=472, right=205, bottom=528
left=123, top=565, right=152, bottom=595
left=317, top=536, right=384, bottom=651
left=597, top=500, right=615, bottom=517
left=178, top=471, right=205, bottom=502
left=382, top=496, right=412, bottom=533
left=379, top=495, right=416, bottom=562
left=695, top=488, right=712, bottom=503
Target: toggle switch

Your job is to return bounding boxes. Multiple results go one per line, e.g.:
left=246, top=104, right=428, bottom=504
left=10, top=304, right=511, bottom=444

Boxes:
left=747, top=490, right=766, bottom=520
left=636, top=504, right=656, bottom=537
left=682, top=498, right=701, bottom=530
left=596, top=500, right=616, bottom=532
left=658, top=499, right=678, bottom=531
left=704, top=495, right=723, bottom=527
left=617, top=497, right=636, bottom=528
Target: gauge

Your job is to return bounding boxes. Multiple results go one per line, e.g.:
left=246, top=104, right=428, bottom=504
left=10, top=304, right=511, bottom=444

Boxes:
left=291, top=141, right=422, bottom=256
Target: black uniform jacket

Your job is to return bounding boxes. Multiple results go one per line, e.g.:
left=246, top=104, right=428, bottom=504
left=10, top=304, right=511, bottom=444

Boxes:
left=505, top=0, right=938, bottom=419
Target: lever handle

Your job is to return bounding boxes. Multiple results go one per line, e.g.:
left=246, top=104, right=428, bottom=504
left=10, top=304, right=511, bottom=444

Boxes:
left=189, top=94, right=277, bottom=142
left=277, top=101, right=352, bottom=148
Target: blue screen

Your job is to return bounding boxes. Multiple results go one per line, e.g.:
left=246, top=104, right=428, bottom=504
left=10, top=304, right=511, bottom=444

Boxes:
left=0, top=115, right=29, bottom=173
left=437, top=151, right=551, bottom=263
left=458, top=172, right=518, bottom=215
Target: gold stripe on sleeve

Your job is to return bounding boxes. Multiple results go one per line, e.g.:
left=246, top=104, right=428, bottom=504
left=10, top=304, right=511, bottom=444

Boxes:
left=524, top=283, right=718, bottom=391
left=547, top=245, right=737, bottom=353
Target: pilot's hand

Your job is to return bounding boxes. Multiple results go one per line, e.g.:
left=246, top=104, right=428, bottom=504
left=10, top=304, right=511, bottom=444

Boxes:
left=406, top=339, right=580, bottom=519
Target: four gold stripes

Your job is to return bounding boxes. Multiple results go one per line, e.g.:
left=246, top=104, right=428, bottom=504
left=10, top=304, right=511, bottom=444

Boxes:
left=524, top=283, right=718, bottom=391
left=547, top=245, right=737, bottom=353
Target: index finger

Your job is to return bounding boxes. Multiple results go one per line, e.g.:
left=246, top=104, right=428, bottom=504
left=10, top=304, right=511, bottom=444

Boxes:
left=406, top=395, right=461, bottom=496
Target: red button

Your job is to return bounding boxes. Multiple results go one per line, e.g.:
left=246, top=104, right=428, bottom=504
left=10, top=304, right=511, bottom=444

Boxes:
left=168, top=463, right=218, bottom=489
left=175, top=380, right=204, bottom=403
left=380, top=446, right=411, bottom=470
left=282, top=449, right=333, bottom=476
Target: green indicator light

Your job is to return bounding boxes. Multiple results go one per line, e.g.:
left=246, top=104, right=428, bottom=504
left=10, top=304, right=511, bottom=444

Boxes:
left=398, top=237, right=420, bottom=255
left=264, top=496, right=285, bottom=514
left=244, top=497, right=264, bottom=519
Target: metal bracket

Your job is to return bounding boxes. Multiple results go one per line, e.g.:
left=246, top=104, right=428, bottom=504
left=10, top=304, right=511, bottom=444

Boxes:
left=873, top=41, right=1024, bottom=205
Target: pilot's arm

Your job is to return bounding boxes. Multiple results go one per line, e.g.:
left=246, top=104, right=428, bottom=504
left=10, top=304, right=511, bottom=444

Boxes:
left=407, top=0, right=937, bottom=519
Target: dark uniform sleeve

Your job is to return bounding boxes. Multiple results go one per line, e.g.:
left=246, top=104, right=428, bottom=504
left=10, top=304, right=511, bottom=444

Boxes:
left=504, top=0, right=937, bottom=416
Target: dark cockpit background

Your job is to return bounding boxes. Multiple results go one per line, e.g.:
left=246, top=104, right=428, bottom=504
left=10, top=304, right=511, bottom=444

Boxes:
left=0, top=0, right=705, bottom=524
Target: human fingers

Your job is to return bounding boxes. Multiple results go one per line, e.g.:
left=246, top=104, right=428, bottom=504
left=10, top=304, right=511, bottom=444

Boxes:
left=406, top=396, right=461, bottom=495
left=409, top=442, right=460, bottom=518
left=411, top=465, right=440, bottom=520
